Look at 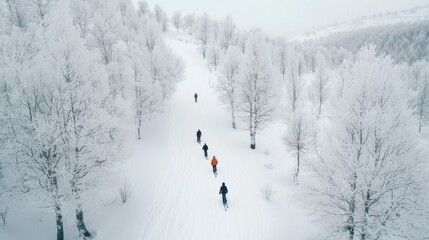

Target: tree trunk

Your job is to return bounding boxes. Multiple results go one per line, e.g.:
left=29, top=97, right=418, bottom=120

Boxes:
left=348, top=226, right=354, bottom=240
left=250, top=131, right=256, bottom=149
left=419, top=105, right=423, bottom=133
left=138, top=110, right=142, bottom=140
left=75, top=206, right=92, bottom=239
left=419, top=84, right=427, bottom=133
left=347, top=173, right=357, bottom=240
left=419, top=118, right=422, bottom=133
left=292, top=87, right=296, bottom=112
left=318, top=93, right=322, bottom=119
left=0, top=208, right=8, bottom=226
left=360, top=190, right=370, bottom=240
left=347, top=204, right=356, bottom=240
left=44, top=149, right=64, bottom=240
left=71, top=180, right=92, bottom=239
left=55, top=203, right=64, bottom=240
left=295, top=150, right=300, bottom=185
left=249, top=108, right=255, bottom=149
left=231, top=102, right=236, bottom=129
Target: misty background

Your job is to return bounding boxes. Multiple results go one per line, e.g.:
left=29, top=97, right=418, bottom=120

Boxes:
left=133, top=0, right=428, bottom=37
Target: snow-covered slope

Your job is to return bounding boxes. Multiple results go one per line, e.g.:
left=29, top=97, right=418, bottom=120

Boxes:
left=0, top=34, right=320, bottom=240
left=291, top=5, right=429, bottom=41
left=91, top=36, right=321, bottom=240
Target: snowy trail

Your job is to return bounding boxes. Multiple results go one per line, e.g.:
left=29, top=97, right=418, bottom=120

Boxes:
left=139, top=38, right=268, bottom=240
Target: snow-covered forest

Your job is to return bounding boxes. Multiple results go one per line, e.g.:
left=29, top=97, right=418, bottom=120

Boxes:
left=0, top=0, right=183, bottom=239
left=0, top=0, right=428, bottom=240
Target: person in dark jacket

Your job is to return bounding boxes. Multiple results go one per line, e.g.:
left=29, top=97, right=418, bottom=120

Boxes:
left=219, top=182, right=228, bottom=205
left=202, top=143, right=208, bottom=158
left=196, top=129, right=202, bottom=143
left=194, top=93, right=198, bottom=102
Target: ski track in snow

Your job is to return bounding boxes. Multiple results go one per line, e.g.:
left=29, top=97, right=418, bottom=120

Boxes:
left=139, top=38, right=268, bottom=240
left=0, top=36, right=320, bottom=240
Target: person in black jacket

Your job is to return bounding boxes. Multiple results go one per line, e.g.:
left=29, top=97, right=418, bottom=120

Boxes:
left=219, top=182, right=228, bottom=206
left=194, top=93, right=198, bottom=102
left=196, top=129, right=202, bottom=143
left=202, top=143, right=208, bottom=158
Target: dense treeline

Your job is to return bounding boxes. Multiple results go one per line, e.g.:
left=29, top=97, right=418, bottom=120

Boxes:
left=320, top=21, right=429, bottom=64
left=0, top=0, right=183, bottom=239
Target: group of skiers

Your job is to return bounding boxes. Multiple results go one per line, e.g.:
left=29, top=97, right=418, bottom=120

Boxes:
left=194, top=93, right=229, bottom=210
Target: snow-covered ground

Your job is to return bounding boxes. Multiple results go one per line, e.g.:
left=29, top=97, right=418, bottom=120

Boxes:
left=94, top=36, right=320, bottom=240
left=0, top=35, right=320, bottom=240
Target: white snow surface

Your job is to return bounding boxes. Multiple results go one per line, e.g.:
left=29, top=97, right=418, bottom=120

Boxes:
left=0, top=36, right=320, bottom=240
left=94, top=36, right=319, bottom=240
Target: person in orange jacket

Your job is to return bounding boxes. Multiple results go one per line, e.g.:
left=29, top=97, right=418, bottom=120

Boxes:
left=211, top=156, right=218, bottom=176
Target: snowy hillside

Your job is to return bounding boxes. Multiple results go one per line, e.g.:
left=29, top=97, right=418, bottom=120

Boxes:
left=292, top=5, right=429, bottom=41
left=91, top=35, right=321, bottom=240
left=1, top=1, right=428, bottom=240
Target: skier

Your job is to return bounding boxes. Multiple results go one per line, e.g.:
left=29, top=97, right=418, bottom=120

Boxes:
left=194, top=93, right=198, bottom=103
left=219, top=182, right=229, bottom=210
left=196, top=129, right=202, bottom=144
left=211, top=156, right=218, bottom=176
left=202, top=143, right=209, bottom=158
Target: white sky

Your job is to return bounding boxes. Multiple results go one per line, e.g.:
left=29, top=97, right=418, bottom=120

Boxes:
left=134, top=0, right=428, bottom=37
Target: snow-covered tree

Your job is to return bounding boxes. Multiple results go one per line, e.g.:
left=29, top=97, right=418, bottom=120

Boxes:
left=183, top=14, right=195, bottom=33
left=1, top=33, right=67, bottom=240
left=137, top=0, right=149, bottom=18
left=235, top=31, right=248, bottom=54
left=409, top=60, right=429, bottom=133
left=312, top=51, right=331, bottom=118
left=238, top=31, right=277, bottom=149
left=151, top=5, right=168, bottom=32
left=171, top=11, right=182, bottom=32
left=31, top=0, right=54, bottom=21
left=306, top=46, right=429, bottom=240
left=70, top=0, right=92, bottom=38
left=0, top=165, right=11, bottom=226
left=0, top=1, right=185, bottom=239
left=217, top=46, right=242, bottom=129
left=42, top=7, right=128, bottom=239
left=125, top=40, right=151, bottom=140
left=207, top=41, right=222, bottom=71
left=89, top=7, right=119, bottom=64
left=0, top=106, right=14, bottom=227
left=3, top=0, right=31, bottom=30
left=196, top=13, right=210, bottom=58
left=153, top=4, right=163, bottom=24
left=284, top=110, right=312, bottom=185
left=272, top=38, right=288, bottom=79
left=160, top=11, right=168, bottom=33
left=117, top=0, right=139, bottom=33
left=210, top=19, right=219, bottom=43
left=285, top=48, right=304, bottom=113
left=149, top=45, right=184, bottom=100
left=219, top=15, right=235, bottom=52
left=143, top=19, right=163, bottom=53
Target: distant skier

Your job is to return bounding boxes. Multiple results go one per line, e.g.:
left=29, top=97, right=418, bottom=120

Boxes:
left=211, top=156, right=218, bottom=176
left=202, top=143, right=209, bottom=158
left=219, top=182, right=229, bottom=210
left=196, top=129, right=202, bottom=144
left=194, top=93, right=198, bottom=103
